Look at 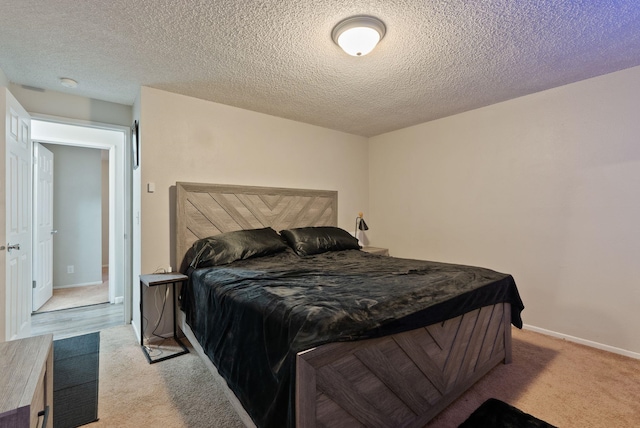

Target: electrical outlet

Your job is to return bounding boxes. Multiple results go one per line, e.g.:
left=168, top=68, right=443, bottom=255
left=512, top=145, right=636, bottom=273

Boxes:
left=67, top=265, right=74, bottom=274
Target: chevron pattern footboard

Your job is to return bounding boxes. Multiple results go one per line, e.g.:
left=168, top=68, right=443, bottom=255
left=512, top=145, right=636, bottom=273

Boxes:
left=296, top=303, right=512, bottom=428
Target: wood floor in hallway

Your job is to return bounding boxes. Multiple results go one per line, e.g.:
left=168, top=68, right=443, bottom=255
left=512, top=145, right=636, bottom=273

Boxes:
left=31, top=302, right=125, bottom=340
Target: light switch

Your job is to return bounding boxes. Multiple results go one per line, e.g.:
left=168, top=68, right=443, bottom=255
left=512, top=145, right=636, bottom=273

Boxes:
left=147, top=182, right=155, bottom=193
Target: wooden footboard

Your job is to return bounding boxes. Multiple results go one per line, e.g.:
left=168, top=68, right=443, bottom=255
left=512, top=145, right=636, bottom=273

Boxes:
left=296, top=303, right=511, bottom=428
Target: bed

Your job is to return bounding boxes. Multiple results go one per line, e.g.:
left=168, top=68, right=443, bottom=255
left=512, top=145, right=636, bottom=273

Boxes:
left=174, top=182, right=524, bottom=428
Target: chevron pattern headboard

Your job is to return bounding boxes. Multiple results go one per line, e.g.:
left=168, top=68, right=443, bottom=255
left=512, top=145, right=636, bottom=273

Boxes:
left=175, top=182, right=338, bottom=269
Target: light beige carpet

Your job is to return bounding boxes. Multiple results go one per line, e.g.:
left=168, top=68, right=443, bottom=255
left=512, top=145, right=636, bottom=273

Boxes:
left=430, top=328, right=640, bottom=427
left=88, top=324, right=244, bottom=427
left=90, top=325, right=640, bottom=427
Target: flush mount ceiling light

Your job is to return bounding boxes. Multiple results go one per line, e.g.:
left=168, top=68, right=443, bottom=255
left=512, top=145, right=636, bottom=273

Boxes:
left=59, top=77, right=78, bottom=88
left=332, top=16, right=386, bottom=57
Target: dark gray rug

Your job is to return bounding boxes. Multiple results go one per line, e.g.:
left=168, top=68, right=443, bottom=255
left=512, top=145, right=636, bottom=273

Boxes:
left=53, top=332, right=100, bottom=428
left=459, top=398, right=557, bottom=428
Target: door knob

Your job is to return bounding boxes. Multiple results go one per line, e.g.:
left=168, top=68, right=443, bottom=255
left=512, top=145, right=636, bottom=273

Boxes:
left=7, top=243, right=20, bottom=253
left=51, top=230, right=58, bottom=235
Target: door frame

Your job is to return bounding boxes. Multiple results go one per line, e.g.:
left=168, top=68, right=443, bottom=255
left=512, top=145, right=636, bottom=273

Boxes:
left=30, top=114, right=132, bottom=324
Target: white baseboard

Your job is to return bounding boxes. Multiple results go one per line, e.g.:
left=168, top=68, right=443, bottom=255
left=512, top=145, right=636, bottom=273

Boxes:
left=523, top=324, right=640, bottom=360
left=131, top=319, right=142, bottom=345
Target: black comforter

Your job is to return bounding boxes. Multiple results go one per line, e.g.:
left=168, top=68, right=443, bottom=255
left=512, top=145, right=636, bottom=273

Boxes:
left=180, top=249, right=524, bottom=428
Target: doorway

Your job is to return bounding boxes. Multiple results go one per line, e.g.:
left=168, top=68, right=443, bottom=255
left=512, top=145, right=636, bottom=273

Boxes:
left=33, top=144, right=109, bottom=313
left=29, top=118, right=131, bottom=334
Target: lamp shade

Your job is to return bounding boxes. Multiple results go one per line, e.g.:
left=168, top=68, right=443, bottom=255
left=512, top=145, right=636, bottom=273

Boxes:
left=332, top=16, right=386, bottom=56
left=358, top=218, right=369, bottom=231
left=355, top=212, right=369, bottom=243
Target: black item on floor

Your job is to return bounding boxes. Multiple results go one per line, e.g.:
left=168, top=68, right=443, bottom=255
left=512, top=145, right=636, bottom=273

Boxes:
left=459, top=398, right=557, bottom=428
left=53, top=332, right=100, bottom=428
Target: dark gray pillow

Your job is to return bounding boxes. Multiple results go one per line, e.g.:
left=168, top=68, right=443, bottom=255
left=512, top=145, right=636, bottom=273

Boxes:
left=280, top=226, right=360, bottom=256
left=186, top=227, right=288, bottom=269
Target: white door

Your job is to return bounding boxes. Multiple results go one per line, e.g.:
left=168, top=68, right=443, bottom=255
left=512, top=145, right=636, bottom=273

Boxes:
left=3, top=88, right=32, bottom=340
left=33, top=143, right=53, bottom=311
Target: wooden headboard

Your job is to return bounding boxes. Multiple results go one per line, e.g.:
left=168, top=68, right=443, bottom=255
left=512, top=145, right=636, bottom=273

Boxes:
left=175, top=182, right=338, bottom=269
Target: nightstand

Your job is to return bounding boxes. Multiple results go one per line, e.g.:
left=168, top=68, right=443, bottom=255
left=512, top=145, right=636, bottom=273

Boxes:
left=361, top=246, right=389, bottom=256
left=139, top=273, right=190, bottom=364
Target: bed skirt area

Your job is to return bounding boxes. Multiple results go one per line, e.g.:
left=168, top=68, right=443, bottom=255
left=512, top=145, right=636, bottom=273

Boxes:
left=178, top=310, right=257, bottom=428
left=180, top=302, right=512, bottom=428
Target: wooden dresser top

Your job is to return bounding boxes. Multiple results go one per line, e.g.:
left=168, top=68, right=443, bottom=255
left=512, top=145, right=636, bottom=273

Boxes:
left=0, top=334, right=53, bottom=415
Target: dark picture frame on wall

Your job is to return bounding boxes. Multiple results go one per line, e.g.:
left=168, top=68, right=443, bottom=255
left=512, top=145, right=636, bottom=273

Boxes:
left=131, top=120, right=139, bottom=169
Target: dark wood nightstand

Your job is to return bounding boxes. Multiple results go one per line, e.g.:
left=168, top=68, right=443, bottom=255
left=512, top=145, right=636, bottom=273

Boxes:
left=361, top=246, right=389, bottom=256
left=139, top=273, right=190, bottom=364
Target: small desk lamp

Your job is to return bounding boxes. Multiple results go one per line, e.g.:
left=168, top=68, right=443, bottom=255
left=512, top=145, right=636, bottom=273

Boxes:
left=355, top=212, right=369, bottom=243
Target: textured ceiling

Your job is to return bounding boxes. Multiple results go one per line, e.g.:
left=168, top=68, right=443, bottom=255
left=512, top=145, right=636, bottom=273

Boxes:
left=2, top=1, right=640, bottom=137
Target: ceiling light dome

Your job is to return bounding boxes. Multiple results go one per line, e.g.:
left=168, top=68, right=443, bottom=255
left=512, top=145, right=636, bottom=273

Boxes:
left=59, top=77, right=78, bottom=88
left=332, top=16, right=386, bottom=57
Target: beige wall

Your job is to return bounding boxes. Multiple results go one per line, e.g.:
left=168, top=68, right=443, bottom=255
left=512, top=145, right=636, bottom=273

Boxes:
left=369, top=66, right=640, bottom=356
left=9, top=84, right=132, bottom=127
left=42, top=144, right=103, bottom=288
left=139, top=86, right=369, bottom=273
